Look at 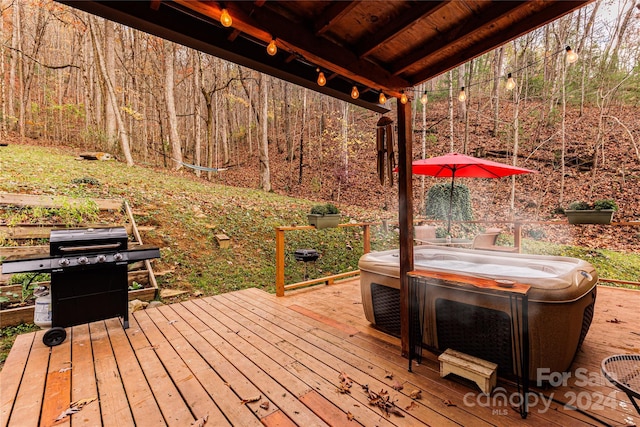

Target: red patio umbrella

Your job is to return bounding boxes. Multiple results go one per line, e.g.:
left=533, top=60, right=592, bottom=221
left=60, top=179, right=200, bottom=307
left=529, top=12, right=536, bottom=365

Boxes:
left=411, top=153, right=537, bottom=233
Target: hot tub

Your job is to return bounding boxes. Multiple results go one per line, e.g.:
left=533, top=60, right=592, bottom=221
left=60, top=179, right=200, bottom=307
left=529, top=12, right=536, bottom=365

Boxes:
left=359, top=246, right=598, bottom=380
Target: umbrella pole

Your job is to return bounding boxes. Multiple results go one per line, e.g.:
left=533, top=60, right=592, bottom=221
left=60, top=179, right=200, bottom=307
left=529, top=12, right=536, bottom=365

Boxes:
left=447, top=174, right=455, bottom=234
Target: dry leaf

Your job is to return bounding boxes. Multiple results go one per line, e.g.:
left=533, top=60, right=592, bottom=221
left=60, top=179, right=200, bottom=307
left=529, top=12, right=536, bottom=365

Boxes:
left=54, top=396, right=97, bottom=421
left=55, top=407, right=81, bottom=421
left=347, top=412, right=355, bottom=421
left=384, top=371, right=393, bottom=379
left=58, top=367, right=72, bottom=373
left=607, top=318, right=622, bottom=323
left=337, top=383, right=352, bottom=394
left=391, top=381, right=403, bottom=391
left=339, top=371, right=352, bottom=387
left=260, top=401, right=270, bottom=410
left=405, top=401, right=418, bottom=411
left=191, top=414, right=208, bottom=426
left=240, top=395, right=261, bottom=405
left=409, top=389, right=422, bottom=400
left=443, top=399, right=456, bottom=407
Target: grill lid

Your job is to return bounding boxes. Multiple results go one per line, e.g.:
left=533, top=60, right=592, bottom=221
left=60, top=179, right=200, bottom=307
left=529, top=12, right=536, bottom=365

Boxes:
left=294, top=249, right=319, bottom=262
left=50, top=227, right=128, bottom=255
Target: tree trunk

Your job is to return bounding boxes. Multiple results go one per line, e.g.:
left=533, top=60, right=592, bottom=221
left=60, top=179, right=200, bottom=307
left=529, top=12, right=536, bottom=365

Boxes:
left=258, top=75, right=271, bottom=191
left=448, top=70, right=454, bottom=152
left=104, top=20, right=117, bottom=146
left=298, top=89, right=307, bottom=184
left=163, top=40, right=182, bottom=170
left=193, top=53, right=202, bottom=177
left=491, top=47, right=504, bottom=136
left=89, top=17, right=134, bottom=166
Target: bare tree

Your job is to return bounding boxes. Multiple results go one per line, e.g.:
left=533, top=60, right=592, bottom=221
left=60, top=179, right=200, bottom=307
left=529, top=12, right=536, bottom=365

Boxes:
left=258, top=74, right=271, bottom=191
left=104, top=20, right=117, bottom=144
left=88, top=16, right=134, bottom=165
left=163, top=40, right=183, bottom=170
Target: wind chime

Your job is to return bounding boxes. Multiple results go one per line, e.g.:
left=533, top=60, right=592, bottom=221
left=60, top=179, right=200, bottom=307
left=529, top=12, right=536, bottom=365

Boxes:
left=376, top=116, right=395, bottom=186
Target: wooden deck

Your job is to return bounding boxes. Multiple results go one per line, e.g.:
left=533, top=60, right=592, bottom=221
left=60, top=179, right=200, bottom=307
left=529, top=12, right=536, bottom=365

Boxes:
left=1, top=280, right=639, bottom=426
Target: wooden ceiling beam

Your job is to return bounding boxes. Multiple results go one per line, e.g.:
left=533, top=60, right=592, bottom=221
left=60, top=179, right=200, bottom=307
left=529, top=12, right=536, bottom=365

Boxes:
left=225, top=2, right=410, bottom=95
left=356, top=1, right=450, bottom=59
left=313, top=1, right=361, bottom=36
left=391, top=1, right=523, bottom=77
left=407, top=1, right=590, bottom=84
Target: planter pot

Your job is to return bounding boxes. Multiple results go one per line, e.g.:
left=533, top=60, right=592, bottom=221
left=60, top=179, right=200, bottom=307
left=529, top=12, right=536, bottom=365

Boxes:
left=307, top=214, right=341, bottom=229
left=565, top=209, right=614, bottom=225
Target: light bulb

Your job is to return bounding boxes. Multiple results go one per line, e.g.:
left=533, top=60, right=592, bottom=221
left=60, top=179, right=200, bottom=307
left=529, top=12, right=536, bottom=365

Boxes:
left=317, top=70, right=326, bottom=86
left=267, top=39, right=277, bottom=56
left=420, top=91, right=428, bottom=105
left=378, top=92, right=386, bottom=104
left=458, top=87, right=466, bottom=102
left=400, top=92, right=408, bottom=104
left=220, top=9, right=232, bottom=27
left=351, top=86, right=359, bottom=99
left=506, top=73, right=515, bottom=91
left=565, top=46, right=578, bottom=64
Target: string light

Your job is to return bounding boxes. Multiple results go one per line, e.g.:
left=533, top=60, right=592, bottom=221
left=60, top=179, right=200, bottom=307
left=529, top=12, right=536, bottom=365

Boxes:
left=458, top=87, right=466, bottom=102
left=505, top=73, right=515, bottom=91
left=316, top=68, right=326, bottom=86
left=420, top=91, right=428, bottom=105
left=220, top=8, right=232, bottom=27
left=266, top=39, right=277, bottom=56
left=565, top=46, right=578, bottom=64
left=308, top=45, right=577, bottom=104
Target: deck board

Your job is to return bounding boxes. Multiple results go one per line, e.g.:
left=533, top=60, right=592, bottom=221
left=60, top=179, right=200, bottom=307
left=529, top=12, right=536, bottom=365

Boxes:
left=1, top=281, right=639, bottom=426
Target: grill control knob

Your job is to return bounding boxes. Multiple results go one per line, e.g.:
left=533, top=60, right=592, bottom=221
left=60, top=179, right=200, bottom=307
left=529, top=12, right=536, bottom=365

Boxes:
left=58, top=258, right=70, bottom=267
left=96, top=254, right=107, bottom=263
left=113, top=253, right=124, bottom=261
left=78, top=256, right=89, bottom=265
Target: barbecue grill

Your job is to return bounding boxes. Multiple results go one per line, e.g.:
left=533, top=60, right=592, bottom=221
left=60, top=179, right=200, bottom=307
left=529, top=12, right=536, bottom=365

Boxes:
left=2, top=227, right=160, bottom=346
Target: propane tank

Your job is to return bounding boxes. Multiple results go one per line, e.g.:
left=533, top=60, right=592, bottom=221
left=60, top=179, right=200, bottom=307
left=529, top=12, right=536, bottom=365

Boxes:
left=33, top=286, right=52, bottom=328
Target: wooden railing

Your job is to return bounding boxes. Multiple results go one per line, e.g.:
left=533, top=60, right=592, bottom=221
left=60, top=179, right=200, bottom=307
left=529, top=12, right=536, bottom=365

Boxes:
left=274, top=223, right=371, bottom=296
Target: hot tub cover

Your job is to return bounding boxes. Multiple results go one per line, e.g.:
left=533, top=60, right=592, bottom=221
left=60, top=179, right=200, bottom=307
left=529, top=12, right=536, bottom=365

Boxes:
left=358, top=246, right=598, bottom=302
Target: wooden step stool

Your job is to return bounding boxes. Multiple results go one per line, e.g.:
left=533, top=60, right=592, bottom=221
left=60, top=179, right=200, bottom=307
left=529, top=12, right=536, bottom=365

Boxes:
left=438, top=349, right=497, bottom=394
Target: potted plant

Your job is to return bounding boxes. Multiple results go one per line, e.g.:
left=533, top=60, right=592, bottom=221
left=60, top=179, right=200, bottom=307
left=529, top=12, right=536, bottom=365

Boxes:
left=307, top=203, right=341, bottom=229
left=564, top=199, right=618, bottom=224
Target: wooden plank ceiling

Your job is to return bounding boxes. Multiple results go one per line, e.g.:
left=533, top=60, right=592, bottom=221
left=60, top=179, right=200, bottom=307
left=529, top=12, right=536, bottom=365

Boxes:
left=59, top=1, right=591, bottom=113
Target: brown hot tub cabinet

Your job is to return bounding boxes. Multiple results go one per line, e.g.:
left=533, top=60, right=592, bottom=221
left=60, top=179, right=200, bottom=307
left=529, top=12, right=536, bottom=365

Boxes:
left=359, top=246, right=598, bottom=380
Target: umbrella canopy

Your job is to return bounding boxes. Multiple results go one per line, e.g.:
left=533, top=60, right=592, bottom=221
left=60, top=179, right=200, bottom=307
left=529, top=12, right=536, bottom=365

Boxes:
left=412, top=153, right=537, bottom=233
left=411, top=152, right=536, bottom=178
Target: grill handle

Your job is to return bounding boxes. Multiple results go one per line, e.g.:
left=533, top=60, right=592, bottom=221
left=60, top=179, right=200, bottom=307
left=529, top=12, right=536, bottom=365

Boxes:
left=56, top=242, right=123, bottom=252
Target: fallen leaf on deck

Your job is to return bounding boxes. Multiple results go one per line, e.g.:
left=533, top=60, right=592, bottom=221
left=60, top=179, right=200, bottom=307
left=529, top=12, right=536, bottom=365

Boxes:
left=391, top=381, right=404, bottom=391
left=191, top=414, right=208, bottom=426
left=443, top=399, right=456, bottom=407
left=409, top=389, right=422, bottom=400
left=240, top=395, right=261, bottom=405
left=337, top=371, right=353, bottom=393
left=54, top=396, right=97, bottom=421
left=405, top=401, right=418, bottom=411
left=260, top=401, right=270, bottom=410
left=384, top=371, right=393, bottom=379
left=607, top=318, right=623, bottom=323
left=55, top=407, right=81, bottom=420
left=58, top=367, right=72, bottom=373
left=347, top=412, right=355, bottom=421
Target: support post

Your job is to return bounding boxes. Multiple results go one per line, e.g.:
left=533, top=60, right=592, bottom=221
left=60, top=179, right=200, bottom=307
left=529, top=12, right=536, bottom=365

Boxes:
left=514, top=221, right=522, bottom=253
left=275, top=227, right=285, bottom=296
left=363, top=224, right=371, bottom=254
left=397, top=99, right=414, bottom=357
